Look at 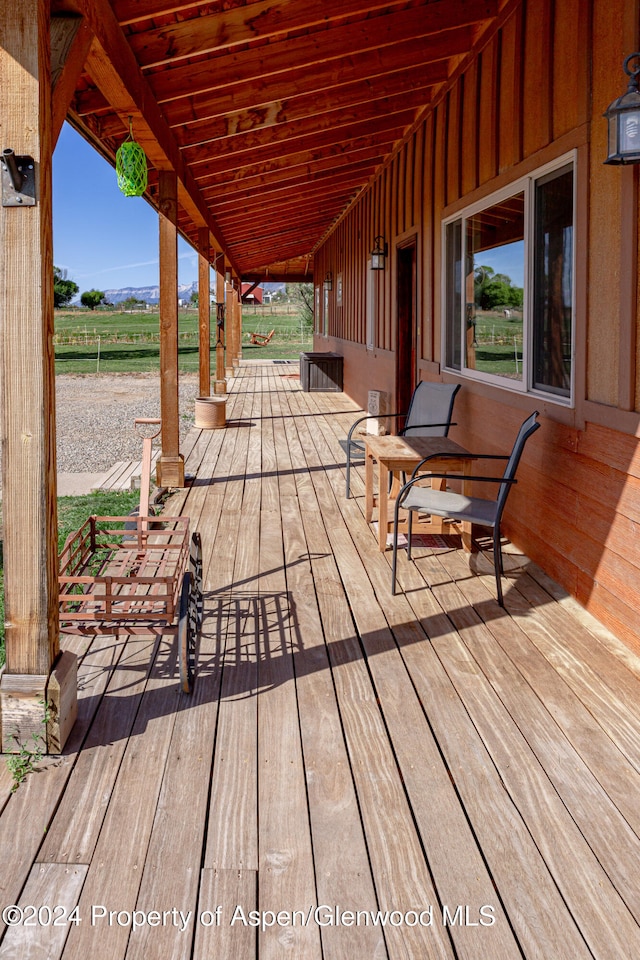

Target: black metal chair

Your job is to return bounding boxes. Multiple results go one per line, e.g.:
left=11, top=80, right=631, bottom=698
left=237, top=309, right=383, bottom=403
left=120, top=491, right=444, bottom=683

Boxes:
left=345, top=381, right=460, bottom=498
left=391, top=410, right=540, bottom=606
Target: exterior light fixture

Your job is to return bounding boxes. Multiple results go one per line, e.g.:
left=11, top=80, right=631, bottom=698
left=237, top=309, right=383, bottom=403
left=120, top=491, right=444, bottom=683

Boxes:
left=604, top=52, right=640, bottom=164
left=324, top=271, right=333, bottom=291
left=371, top=235, right=388, bottom=270
left=115, top=117, right=148, bottom=196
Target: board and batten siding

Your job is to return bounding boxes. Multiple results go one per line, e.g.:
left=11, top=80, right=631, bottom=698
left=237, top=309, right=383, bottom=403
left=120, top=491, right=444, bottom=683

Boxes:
left=314, top=0, right=640, bottom=648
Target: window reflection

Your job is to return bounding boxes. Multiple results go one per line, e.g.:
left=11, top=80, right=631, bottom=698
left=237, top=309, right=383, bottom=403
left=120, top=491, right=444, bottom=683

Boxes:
left=466, top=194, right=525, bottom=381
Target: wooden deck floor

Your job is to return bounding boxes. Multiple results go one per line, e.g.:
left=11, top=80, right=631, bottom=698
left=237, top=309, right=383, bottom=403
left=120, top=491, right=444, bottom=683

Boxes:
left=2, top=361, right=640, bottom=959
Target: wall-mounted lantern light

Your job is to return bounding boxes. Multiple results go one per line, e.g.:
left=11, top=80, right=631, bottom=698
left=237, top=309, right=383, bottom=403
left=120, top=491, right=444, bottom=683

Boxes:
left=604, top=52, right=640, bottom=164
left=371, top=235, right=388, bottom=270
left=324, top=271, right=333, bottom=291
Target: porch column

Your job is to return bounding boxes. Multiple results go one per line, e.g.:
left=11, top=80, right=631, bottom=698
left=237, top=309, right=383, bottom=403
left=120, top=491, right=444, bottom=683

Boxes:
left=235, top=284, right=243, bottom=362
left=229, top=281, right=241, bottom=370
left=225, top=278, right=235, bottom=377
left=197, top=227, right=210, bottom=397
left=0, top=0, right=77, bottom=753
left=157, top=169, right=184, bottom=487
left=215, top=255, right=227, bottom=392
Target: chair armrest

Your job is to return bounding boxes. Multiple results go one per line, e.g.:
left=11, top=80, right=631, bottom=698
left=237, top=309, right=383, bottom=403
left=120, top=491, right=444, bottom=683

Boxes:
left=399, top=471, right=516, bottom=503
left=409, top=451, right=508, bottom=479
left=400, top=421, right=457, bottom=435
left=416, top=473, right=516, bottom=484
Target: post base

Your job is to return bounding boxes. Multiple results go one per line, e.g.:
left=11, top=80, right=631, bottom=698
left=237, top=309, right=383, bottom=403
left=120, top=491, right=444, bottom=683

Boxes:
left=214, top=379, right=227, bottom=395
left=156, top=454, right=185, bottom=488
left=1, top=672, right=48, bottom=755
left=0, top=651, right=77, bottom=754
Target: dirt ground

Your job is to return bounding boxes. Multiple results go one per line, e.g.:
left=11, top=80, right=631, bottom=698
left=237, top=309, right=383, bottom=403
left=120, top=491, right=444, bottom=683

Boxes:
left=0, top=373, right=201, bottom=494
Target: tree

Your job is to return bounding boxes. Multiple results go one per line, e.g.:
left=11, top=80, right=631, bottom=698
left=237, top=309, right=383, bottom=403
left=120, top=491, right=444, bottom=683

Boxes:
left=120, top=296, right=146, bottom=310
left=53, top=266, right=78, bottom=308
left=189, top=290, right=199, bottom=306
left=80, top=289, right=106, bottom=311
left=474, top=265, right=523, bottom=311
left=285, top=282, right=314, bottom=331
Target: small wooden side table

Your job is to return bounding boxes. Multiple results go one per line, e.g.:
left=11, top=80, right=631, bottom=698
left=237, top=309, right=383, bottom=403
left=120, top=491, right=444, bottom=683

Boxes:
left=364, top=434, right=476, bottom=551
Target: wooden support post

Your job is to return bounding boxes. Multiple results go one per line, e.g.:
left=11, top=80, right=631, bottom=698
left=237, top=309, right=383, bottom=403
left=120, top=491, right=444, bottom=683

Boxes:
left=236, top=285, right=243, bottom=362
left=225, top=279, right=235, bottom=377
left=234, top=286, right=242, bottom=367
left=198, top=226, right=210, bottom=397
left=157, top=169, right=184, bottom=487
left=0, top=0, right=77, bottom=753
left=215, top=257, right=227, bottom=393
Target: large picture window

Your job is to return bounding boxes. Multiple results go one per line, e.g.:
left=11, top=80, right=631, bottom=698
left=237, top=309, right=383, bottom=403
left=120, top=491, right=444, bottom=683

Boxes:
left=443, top=157, right=574, bottom=403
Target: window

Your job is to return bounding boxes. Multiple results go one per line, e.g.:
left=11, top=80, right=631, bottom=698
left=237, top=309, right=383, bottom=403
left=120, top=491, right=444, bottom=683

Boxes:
left=443, top=157, right=574, bottom=403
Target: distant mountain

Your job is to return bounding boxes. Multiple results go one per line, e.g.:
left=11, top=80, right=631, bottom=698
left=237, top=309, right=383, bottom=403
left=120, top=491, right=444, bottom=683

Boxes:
left=102, top=281, right=198, bottom=305
left=97, top=280, right=285, bottom=305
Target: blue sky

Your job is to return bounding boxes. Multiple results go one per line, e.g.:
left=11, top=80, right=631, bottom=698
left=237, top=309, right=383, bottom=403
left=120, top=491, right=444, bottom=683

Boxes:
left=53, top=123, right=199, bottom=292
left=475, top=242, right=525, bottom=289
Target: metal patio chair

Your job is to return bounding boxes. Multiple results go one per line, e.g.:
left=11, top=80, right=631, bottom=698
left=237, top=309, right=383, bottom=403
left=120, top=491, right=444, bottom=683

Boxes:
left=391, top=410, right=540, bottom=606
left=345, top=381, right=460, bottom=498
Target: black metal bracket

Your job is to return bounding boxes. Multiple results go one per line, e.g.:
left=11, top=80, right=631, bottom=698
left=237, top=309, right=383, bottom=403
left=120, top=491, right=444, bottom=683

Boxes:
left=1, top=149, right=36, bottom=206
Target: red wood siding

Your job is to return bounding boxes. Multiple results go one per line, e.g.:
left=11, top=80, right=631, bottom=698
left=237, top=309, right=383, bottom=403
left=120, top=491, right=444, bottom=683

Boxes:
left=315, top=0, right=640, bottom=648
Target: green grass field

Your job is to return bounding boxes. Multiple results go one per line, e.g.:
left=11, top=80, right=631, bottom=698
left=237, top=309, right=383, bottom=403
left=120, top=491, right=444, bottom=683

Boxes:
left=54, top=306, right=313, bottom=373
left=469, top=310, right=524, bottom=378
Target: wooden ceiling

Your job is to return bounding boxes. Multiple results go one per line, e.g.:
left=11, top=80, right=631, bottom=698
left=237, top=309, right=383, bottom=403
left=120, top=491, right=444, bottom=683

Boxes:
left=58, top=0, right=500, bottom=281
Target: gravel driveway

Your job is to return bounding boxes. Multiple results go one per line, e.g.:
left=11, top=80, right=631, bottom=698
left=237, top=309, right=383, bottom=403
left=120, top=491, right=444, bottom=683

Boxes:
left=0, top=373, right=201, bottom=491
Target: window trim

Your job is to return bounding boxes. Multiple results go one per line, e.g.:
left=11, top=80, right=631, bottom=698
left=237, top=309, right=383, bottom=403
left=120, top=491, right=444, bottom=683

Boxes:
left=366, top=257, right=377, bottom=350
left=441, top=151, right=577, bottom=407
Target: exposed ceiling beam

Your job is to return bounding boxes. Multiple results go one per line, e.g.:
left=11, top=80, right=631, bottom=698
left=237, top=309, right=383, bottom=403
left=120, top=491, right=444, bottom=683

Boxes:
left=165, top=62, right=447, bottom=147
left=146, top=16, right=482, bottom=105
left=207, top=171, right=372, bottom=217
left=179, top=100, right=419, bottom=168
left=125, top=0, right=414, bottom=67
left=217, top=201, right=349, bottom=239
left=235, top=238, right=321, bottom=266
left=194, top=135, right=405, bottom=191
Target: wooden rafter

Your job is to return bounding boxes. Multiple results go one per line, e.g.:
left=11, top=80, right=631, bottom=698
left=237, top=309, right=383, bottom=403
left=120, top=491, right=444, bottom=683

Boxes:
left=51, top=0, right=501, bottom=275
left=181, top=102, right=420, bottom=168
left=123, top=0, right=419, bottom=67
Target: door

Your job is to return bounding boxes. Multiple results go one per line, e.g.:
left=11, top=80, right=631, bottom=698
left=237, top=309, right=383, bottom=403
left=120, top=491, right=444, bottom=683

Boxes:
left=396, top=238, right=418, bottom=418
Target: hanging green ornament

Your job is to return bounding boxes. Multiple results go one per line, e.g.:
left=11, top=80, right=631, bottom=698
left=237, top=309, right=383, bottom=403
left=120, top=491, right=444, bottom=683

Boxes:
left=116, top=118, right=148, bottom=197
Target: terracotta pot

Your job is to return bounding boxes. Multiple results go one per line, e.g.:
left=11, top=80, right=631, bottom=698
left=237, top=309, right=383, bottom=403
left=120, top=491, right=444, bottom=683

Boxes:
left=194, top=396, right=226, bottom=429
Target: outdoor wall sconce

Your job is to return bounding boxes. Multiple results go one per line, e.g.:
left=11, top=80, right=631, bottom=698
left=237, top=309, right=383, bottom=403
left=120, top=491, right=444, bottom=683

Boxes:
left=604, top=52, right=640, bottom=164
left=324, top=271, right=333, bottom=291
left=371, top=236, right=388, bottom=270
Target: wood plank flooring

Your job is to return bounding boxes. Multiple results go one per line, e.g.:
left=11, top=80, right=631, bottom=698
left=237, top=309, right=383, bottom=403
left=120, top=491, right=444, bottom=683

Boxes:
left=2, top=360, right=640, bottom=959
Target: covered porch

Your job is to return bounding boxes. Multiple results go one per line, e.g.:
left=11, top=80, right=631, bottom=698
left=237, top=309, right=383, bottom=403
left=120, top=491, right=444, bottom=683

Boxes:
left=1, top=364, right=639, bottom=959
